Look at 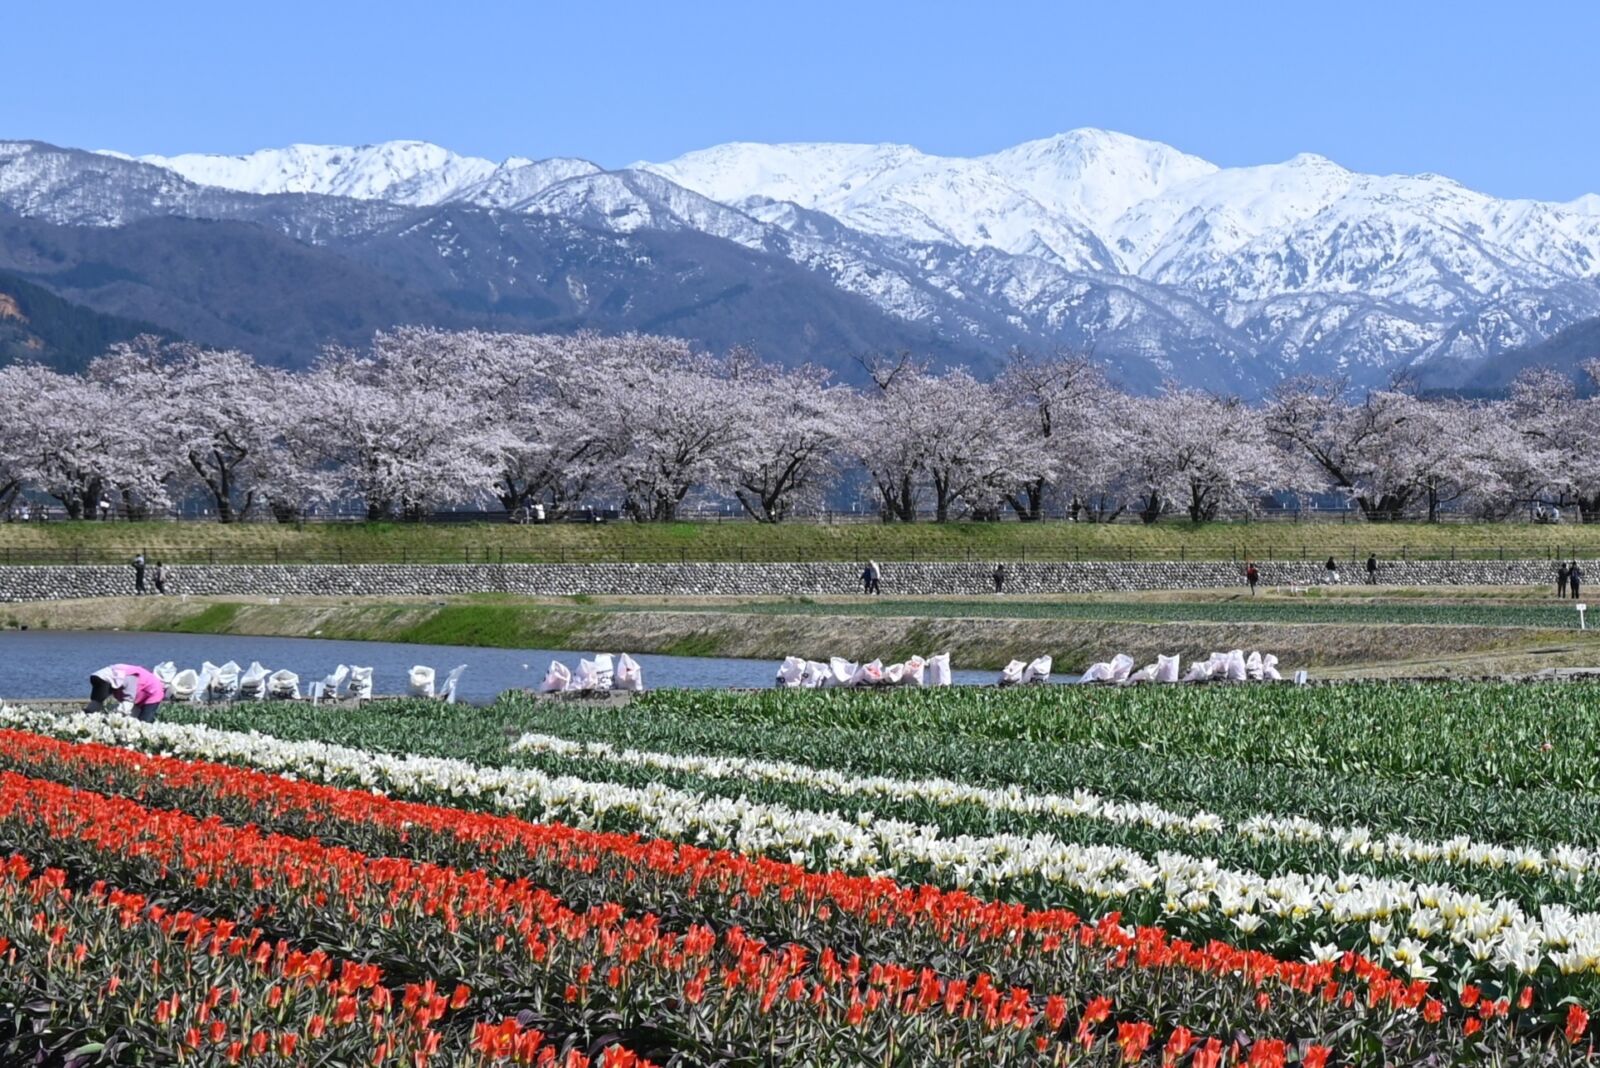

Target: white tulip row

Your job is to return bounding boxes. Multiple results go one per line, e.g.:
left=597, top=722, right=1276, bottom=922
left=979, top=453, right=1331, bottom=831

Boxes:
left=0, top=704, right=1593, bottom=979
left=510, top=731, right=1589, bottom=882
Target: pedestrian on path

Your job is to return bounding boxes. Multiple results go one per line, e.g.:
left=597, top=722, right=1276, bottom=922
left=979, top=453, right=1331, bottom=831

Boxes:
left=1366, top=553, right=1378, bottom=585
left=993, top=562, right=1007, bottom=594
left=1245, top=562, right=1259, bottom=595
left=153, top=561, right=168, bottom=595
left=859, top=560, right=881, bottom=595
left=1559, top=562, right=1571, bottom=598
left=132, top=553, right=147, bottom=595
left=1324, top=556, right=1340, bottom=584
left=1572, top=561, right=1585, bottom=601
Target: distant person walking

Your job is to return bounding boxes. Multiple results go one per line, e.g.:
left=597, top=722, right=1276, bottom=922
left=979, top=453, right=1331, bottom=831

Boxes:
left=1324, top=556, right=1340, bottom=584
left=85, top=664, right=164, bottom=722
left=860, top=560, right=881, bottom=595
left=1366, top=553, right=1378, bottom=585
left=132, top=553, right=147, bottom=595
left=1245, top=563, right=1259, bottom=595
left=993, top=562, right=1007, bottom=594
left=153, top=561, right=168, bottom=595
left=1571, top=561, right=1584, bottom=601
left=1559, top=562, right=1571, bottom=598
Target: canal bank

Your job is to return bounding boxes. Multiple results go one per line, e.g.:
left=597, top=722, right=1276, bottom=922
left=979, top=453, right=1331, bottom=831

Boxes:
left=0, top=594, right=1576, bottom=675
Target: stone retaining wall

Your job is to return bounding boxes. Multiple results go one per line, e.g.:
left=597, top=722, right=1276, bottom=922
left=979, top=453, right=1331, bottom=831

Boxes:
left=0, top=559, right=1589, bottom=603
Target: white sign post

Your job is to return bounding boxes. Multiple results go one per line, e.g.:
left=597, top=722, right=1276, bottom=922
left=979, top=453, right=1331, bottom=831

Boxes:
left=1579, top=603, right=1588, bottom=630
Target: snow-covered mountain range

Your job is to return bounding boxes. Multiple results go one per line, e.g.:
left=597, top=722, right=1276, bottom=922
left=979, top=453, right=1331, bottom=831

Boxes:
left=3, top=130, right=1598, bottom=390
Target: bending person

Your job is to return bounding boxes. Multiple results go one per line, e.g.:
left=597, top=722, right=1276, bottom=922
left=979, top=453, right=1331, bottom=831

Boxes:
left=85, top=663, right=165, bottom=722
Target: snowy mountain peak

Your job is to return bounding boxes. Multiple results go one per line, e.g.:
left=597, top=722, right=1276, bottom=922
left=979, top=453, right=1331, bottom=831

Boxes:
left=638, top=128, right=1221, bottom=232
left=636, top=140, right=931, bottom=210
left=457, top=156, right=605, bottom=209
left=131, top=140, right=491, bottom=205
left=1281, top=151, right=1341, bottom=168
left=639, top=132, right=1198, bottom=272
left=1569, top=193, right=1600, bottom=215
left=980, top=129, right=1218, bottom=241
left=24, top=129, right=1600, bottom=392
left=130, top=140, right=604, bottom=209
left=982, top=127, right=1216, bottom=181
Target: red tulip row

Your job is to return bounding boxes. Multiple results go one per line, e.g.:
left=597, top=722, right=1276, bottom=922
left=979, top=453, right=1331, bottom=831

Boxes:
left=0, top=852, right=471, bottom=1065
left=0, top=757, right=1291, bottom=1065
left=0, top=728, right=1431, bottom=1025
left=0, top=728, right=1591, bottom=1062
left=0, top=850, right=662, bottom=1067
left=0, top=766, right=1240, bottom=1065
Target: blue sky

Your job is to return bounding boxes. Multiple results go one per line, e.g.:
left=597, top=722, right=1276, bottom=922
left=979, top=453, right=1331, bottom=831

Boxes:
left=8, top=0, right=1599, bottom=200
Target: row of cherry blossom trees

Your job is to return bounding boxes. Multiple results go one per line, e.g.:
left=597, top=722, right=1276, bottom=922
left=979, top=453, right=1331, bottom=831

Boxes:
left=1, top=329, right=1597, bottom=524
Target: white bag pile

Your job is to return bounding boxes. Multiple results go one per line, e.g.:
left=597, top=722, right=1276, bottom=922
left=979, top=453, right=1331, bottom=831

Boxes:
left=798, top=661, right=827, bottom=687
left=777, top=652, right=951, bottom=689
left=409, top=665, right=437, bottom=698
left=1222, top=649, right=1249, bottom=682
left=572, top=655, right=615, bottom=691
left=309, top=665, right=351, bottom=704
left=437, top=665, right=468, bottom=704
left=206, top=661, right=240, bottom=701
left=348, top=666, right=374, bottom=700
left=1080, top=649, right=1283, bottom=684
left=539, top=660, right=572, bottom=693
left=1126, top=661, right=1159, bottom=684
left=994, top=654, right=1051, bottom=686
left=1079, top=653, right=1135, bottom=683
left=776, top=657, right=806, bottom=687
left=267, top=670, right=300, bottom=700
left=848, top=660, right=885, bottom=687
left=237, top=662, right=269, bottom=701
left=170, top=669, right=201, bottom=702
left=539, top=654, right=645, bottom=694
left=614, top=654, right=644, bottom=693
left=571, top=659, right=600, bottom=691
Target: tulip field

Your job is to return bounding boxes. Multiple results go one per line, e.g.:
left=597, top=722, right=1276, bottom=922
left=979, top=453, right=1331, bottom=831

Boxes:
left=3, top=683, right=1600, bottom=1064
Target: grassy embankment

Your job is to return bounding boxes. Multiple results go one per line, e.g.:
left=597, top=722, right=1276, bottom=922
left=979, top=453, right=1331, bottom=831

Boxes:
left=1, top=518, right=1598, bottom=563
left=6, top=520, right=1594, bottom=676
left=6, top=588, right=1595, bottom=676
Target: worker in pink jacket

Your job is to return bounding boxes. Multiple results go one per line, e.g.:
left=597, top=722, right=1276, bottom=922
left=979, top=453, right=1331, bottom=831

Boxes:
left=85, top=664, right=165, bottom=722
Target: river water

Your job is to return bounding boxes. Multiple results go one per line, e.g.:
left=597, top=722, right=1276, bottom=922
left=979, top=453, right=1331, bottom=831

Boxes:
left=0, top=631, right=1024, bottom=704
